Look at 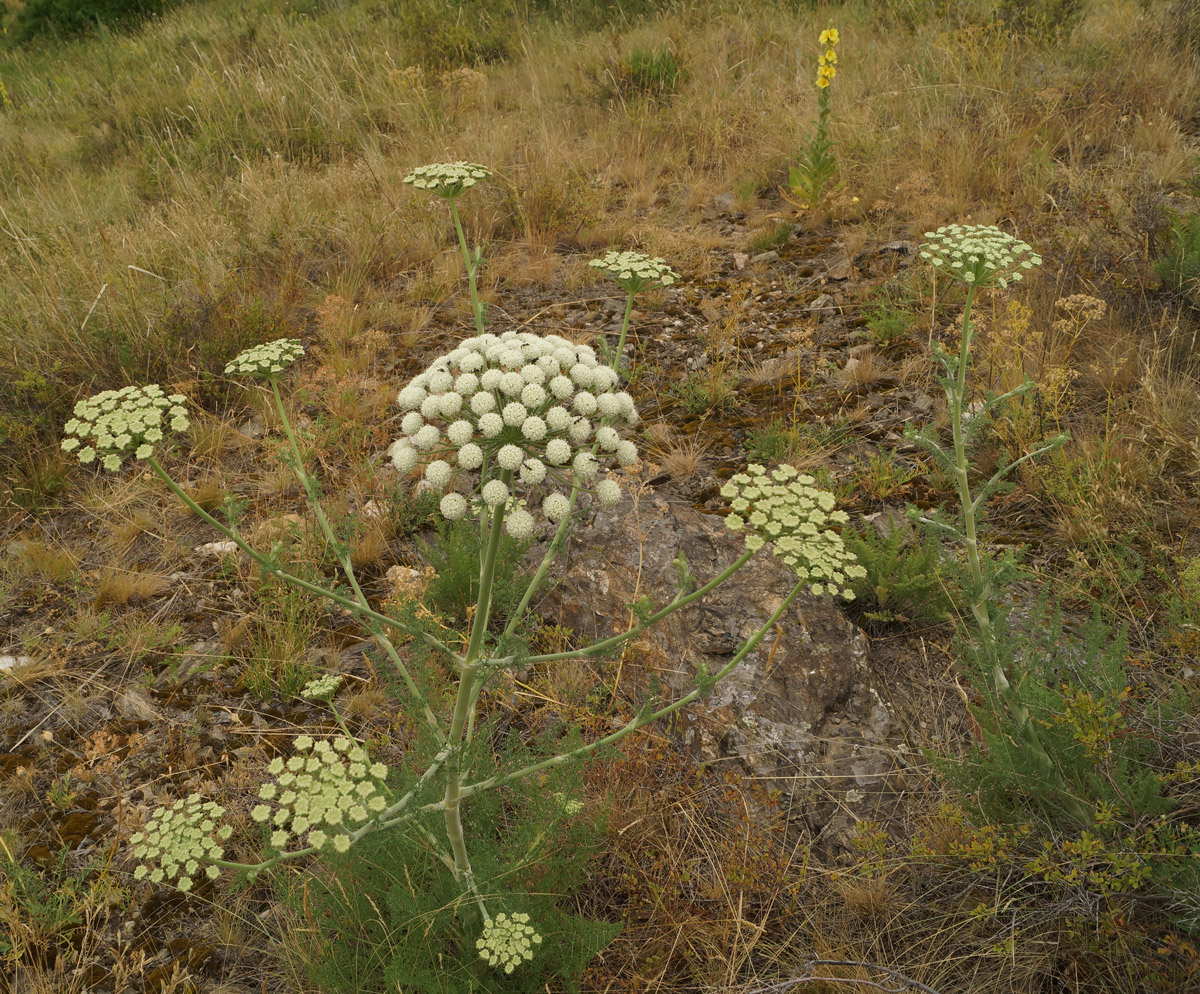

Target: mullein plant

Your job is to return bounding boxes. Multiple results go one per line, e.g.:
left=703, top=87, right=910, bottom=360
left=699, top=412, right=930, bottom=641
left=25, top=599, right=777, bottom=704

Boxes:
left=789, top=26, right=840, bottom=209
left=64, top=162, right=866, bottom=981
left=912, top=224, right=1092, bottom=827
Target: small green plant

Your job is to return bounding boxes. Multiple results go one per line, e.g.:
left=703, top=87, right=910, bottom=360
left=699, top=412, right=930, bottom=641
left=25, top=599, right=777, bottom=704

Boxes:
left=848, top=449, right=919, bottom=501
left=748, top=220, right=794, bottom=254
left=1155, top=210, right=1200, bottom=306
left=789, top=26, right=840, bottom=209
left=746, top=418, right=790, bottom=464
left=939, top=603, right=1174, bottom=828
left=844, top=522, right=956, bottom=624
left=8, top=0, right=181, bottom=44
left=863, top=299, right=915, bottom=345
left=625, top=45, right=682, bottom=94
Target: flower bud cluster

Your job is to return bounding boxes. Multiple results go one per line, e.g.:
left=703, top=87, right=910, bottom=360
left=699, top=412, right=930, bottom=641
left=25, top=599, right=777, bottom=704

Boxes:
left=920, top=224, right=1041, bottom=290
left=721, top=463, right=865, bottom=598
left=477, top=912, right=543, bottom=974
left=225, top=338, right=305, bottom=378
left=61, top=385, right=189, bottom=471
left=588, top=250, right=679, bottom=293
left=301, top=673, right=344, bottom=701
left=391, top=331, right=638, bottom=535
left=131, top=794, right=231, bottom=892
left=250, top=736, right=389, bottom=855
left=403, top=161, right=491, bottom=198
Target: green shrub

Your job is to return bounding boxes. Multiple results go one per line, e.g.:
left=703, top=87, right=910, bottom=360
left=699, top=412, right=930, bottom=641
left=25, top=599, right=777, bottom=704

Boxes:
left=843, top=520, right=957, bottom=624
left=10, top=0, right=184, bottom=44
left=625, top=45, right=682, bottom=95
left=421, top=517, right=534, bottom=628
left=1154, top=211, right=1200, bottom=305
left=940, top=602, right=1174, bottom=829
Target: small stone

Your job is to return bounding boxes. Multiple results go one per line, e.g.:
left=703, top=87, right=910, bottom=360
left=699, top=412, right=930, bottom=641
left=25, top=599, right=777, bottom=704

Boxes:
left=733, top=252, right=749, bottom=270
left=749, top=250, right=779, bottom=265
left=194, top=540, right=239, bottom=556
left=0, top=655, right=33, bottom=674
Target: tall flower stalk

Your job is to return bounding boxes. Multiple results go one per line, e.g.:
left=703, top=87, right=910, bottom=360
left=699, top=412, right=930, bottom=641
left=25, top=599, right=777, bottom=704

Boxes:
left=789, top=26, right=840, bottom=209
left=588, top=250, right=679, bottom=376
left=915, top=224, right=1092, bottom=827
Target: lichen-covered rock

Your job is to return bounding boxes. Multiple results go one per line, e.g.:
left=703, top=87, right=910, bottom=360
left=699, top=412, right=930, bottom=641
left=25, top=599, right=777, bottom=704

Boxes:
left=535, top=495, right=904, bottom=845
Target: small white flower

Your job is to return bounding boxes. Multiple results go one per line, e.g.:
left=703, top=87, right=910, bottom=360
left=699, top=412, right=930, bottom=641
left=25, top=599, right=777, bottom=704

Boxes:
left=413, top=425, right=441, bottom=450
left=596, top=479, right=621, bottom=505
left=546, top=438, right=572, bottom=465
left=506, top=508, right=536, bottom=540
left=615, top=440, right=638, bottom=466
left=447, top=419, right=474, bottom=446
left=401, top=411, right=425, bottom=437
left=519, top=458, right=547, bottom=485
left=497, top=444, right=524, bottom=471
left=441, top=493, right=469, bottom=520
left=543, top=492, right=571, bottom=522
left=457, top=443, right=484, bottom=470
left=482, top=479, right=509, bottom=507
left=479, top=413, right=504, bottom=437
left=425, top=460, right=453, bottom=490
left=392, top=442, right=419, bottom=473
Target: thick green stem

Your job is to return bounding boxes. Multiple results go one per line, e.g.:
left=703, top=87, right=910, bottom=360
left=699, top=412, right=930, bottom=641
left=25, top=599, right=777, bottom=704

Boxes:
left=449, top=199, right=485, bottom=335
left=460, top=574, right=804, bottom=801
left=612, top=291, right=635, bottom=375
left=944, top=290, right=1091, bottom=826
left=441, top=489, right=508, bottom=905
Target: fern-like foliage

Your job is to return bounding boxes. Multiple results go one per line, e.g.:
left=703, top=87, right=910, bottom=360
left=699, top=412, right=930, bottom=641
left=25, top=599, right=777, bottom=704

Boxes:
left=938, top=601, right=1174, bottom=830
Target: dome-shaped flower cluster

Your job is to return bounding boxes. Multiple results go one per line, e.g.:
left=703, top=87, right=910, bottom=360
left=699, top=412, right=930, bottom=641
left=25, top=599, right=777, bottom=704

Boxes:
left=301, top=673, right=343, bottom=701
left=61, top=385, right=189, bottom=471
left=131, top=794, right=231, bottom=892
left=721, top=463, right=865, bottom=598
left=588, top=251, right=679, bottom=293
left=920, top=224, right=1041, bottom=290
left=390, top=331, right=638, bottom=535
left=250, top=736, right=389, bottom=855
left=403, top=161, right=492, bottom=198
left=225, top=338, right=305, bottom=378
left=477, top=912, right=543, bottom=974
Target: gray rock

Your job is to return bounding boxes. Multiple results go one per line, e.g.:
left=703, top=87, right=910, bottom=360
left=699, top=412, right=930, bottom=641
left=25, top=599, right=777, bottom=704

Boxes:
left=713, top=192, right=736, bottom=212
left=749, top=250, right=779, bottom=265
left=534, top=498, right=901, bottom=843
left=807, top=293, right=837, bottom=315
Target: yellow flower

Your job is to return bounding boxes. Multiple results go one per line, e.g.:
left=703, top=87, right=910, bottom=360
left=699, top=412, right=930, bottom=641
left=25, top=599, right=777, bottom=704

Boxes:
left=816, top=76, right=830, bottom=88
left=827, top=28, right=839, bottom=44
left=818, top=55, right=827, bottom=66
left=825, top=49, right=837, bottom=63
left=819, top=29, right=831, bottom=45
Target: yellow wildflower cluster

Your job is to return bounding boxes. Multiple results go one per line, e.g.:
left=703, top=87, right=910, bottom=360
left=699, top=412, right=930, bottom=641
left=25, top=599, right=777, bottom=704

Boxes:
left=816, top=27, right=839, bottom=88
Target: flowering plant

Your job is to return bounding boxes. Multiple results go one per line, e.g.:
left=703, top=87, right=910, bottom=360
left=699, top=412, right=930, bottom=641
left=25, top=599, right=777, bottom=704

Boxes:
left=77, top=163, right=865, bottom=985
left=910, top=223, right=1089, bottom=826
left=405, top=160, right=492, bottom=333
left=789, top=25, right=841, bottom=208
left=588, top=251, right=681, bottom=374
